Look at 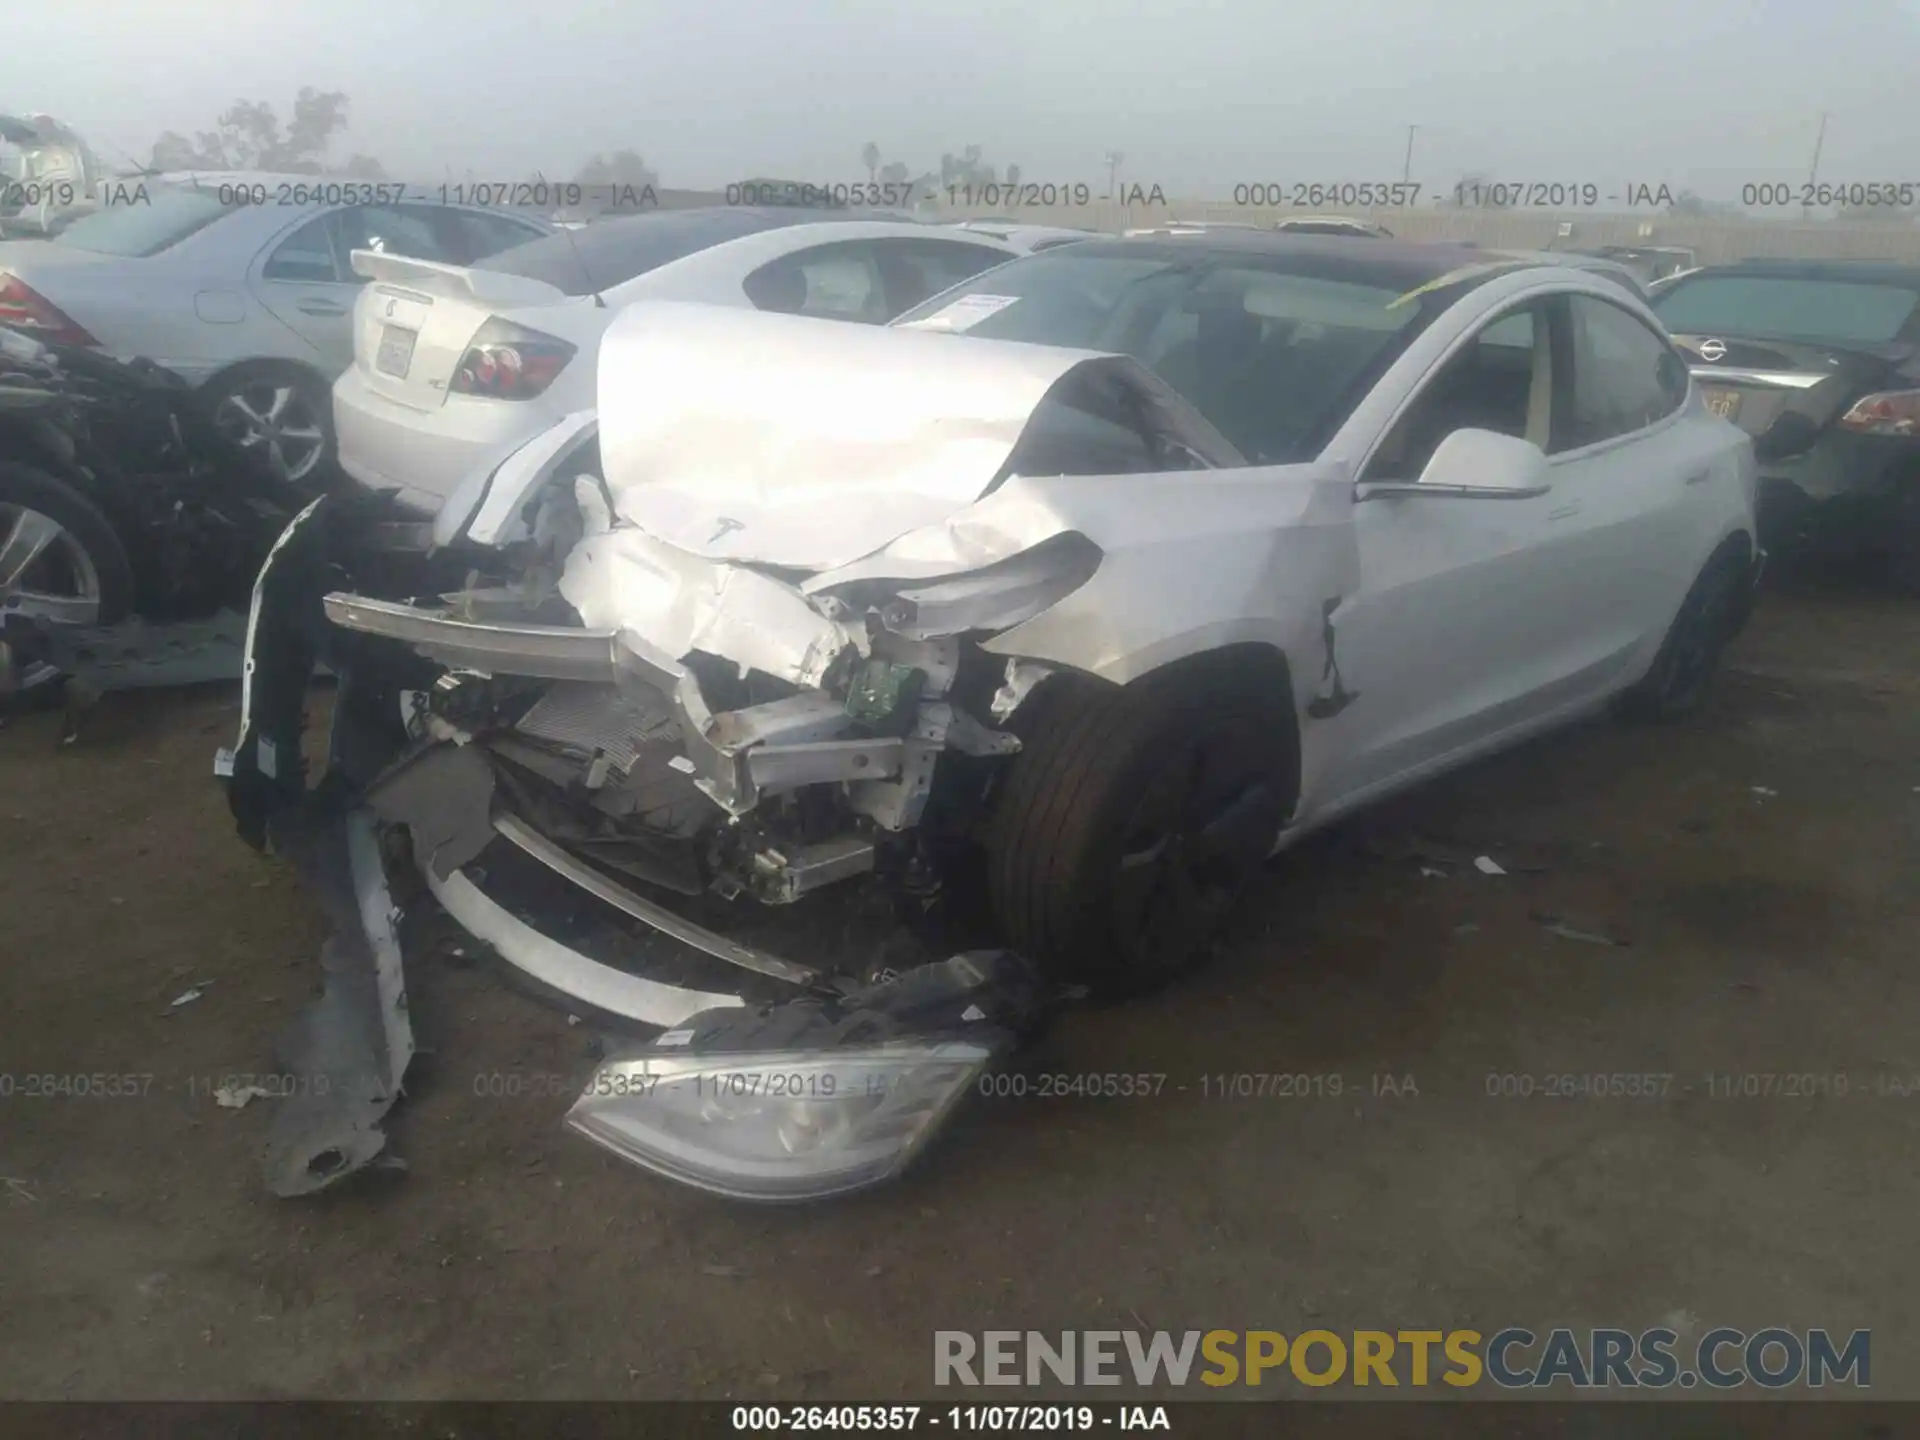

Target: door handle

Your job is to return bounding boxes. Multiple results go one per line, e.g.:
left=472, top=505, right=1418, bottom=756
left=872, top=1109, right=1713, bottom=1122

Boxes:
left=295, top=300, right=349, bottom=317
left=1547, top=502, right=1582, bottom=521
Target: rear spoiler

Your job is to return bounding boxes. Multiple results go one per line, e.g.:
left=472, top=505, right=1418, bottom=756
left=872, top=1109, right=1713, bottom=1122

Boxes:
left=349, top=249, right=567, bottom=308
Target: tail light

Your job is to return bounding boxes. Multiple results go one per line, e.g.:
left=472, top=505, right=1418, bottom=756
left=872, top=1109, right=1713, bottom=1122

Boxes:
left=0, top=275, right=97, bottom=346
left=449, top=319, right=575, bottom=401
left=1837, top=388, right=1920, bottom=436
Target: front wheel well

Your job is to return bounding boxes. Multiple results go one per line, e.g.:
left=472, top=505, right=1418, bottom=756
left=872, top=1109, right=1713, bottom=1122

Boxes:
left=198, top=355, right=332, bottom=396
left=980, top=640, right=1302, bottom=993
left=1129, top=643, right=1302, bottom=822
left=1010, top=641, right=1303, bottom=819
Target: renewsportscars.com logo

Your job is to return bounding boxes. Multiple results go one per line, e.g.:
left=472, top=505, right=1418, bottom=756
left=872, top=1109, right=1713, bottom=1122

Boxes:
left=933, top=1328, right=1871, bottom=1390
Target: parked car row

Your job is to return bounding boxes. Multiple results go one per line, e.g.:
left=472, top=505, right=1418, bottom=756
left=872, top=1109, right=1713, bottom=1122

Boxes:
left=0, top=181, right=1036, bottom=663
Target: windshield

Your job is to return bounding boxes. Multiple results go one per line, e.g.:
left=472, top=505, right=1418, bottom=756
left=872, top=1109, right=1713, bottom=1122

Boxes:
left=476, top=209, right=804, bottom=295
left=54, top=184, right=236, bottom=257
left=892, top=248, right=1443, bottom=463
left=1653, top=275, right=1920, bottom=346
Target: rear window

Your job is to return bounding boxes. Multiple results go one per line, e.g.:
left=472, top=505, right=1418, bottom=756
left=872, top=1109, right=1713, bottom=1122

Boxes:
left=54, top=184, right=235, bottom=257
left=475, top=210, right=802, bottom=295
left=1653, top=276, right=1920, bottom=345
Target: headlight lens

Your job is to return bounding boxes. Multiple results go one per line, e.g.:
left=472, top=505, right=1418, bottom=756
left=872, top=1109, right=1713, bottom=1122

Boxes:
left=566, top=1041, right=993, bottom=1201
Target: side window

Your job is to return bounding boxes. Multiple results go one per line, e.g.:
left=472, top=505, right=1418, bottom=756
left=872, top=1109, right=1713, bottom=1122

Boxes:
left=262, top=215, right=342, bottom=283
left=743, top=241, right=890, bottom=323
left=1365, top=301, right=1560, bottom=481
left=333, top=204, right=453, bottom=273
left=435, top=208, right=547, bottom=265
left=1564, top=294, right=1688, bottom=449
left=875, top=238, right=1013, bottom=316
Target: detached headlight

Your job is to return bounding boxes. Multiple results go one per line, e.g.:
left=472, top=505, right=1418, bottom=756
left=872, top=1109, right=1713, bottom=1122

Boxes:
left=567, top=1041, right=994, bottom=1201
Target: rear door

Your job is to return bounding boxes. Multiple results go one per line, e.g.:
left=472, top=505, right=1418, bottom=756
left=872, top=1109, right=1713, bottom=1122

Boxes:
left=251, top=211, right=358, bottom=368
left=1547, top=292, right=1725, bottom=676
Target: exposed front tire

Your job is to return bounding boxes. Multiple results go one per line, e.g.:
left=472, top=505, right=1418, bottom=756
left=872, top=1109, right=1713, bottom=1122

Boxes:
left=204, top=361, right=335, bottom=487
left=983, top=660, right=1295, bottom=998
left=1618, top=545, right=1750, bottom=722
left=0, top=460, right=135, bottom=627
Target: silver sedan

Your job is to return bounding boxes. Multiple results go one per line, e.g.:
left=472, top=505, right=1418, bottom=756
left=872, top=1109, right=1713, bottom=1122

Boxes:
left=0, top=172, right=551, bottom=483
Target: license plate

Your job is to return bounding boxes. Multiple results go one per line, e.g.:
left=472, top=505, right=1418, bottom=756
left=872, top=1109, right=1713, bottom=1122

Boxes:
left=374, top=325, right=417, bottom=378
left=1702, top=386, right=1742, bottom=421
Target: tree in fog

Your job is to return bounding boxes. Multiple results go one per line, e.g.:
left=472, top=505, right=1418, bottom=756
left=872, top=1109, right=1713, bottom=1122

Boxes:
left=937, top=146, right=997, bottom=189
left=572, top=150, right=659, bottom=211
left=147, top=88, right=363, bottom=173
left=861, top=142, right=881, bottom=182
left=574, top=149, right=658, bottom=189
left=1004, top=163, right=1022, bottom=189
left=1837, top=197, right=1918, bottom=222
left=1666, top=190, right=1743, bottom=219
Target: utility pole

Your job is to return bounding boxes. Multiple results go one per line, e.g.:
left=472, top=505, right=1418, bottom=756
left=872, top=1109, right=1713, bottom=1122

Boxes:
left=1402, top=125, right=1418, bottom=185
left=1104, top=151, right=1124, bottom=201
left=1803, top=111, right=1829, bottom=220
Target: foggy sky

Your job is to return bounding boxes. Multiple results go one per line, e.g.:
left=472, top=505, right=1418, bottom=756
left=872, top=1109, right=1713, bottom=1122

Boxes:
left=7, top=0, right=1920, bottom=202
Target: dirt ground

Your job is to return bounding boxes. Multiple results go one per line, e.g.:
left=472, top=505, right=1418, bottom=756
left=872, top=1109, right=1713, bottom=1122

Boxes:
left=2, top=570, right=1917, bottom=1402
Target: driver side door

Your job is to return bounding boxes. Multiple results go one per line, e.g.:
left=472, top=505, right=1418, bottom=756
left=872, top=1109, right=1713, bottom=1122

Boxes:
left=1309, top=295, right=1596, bottom=808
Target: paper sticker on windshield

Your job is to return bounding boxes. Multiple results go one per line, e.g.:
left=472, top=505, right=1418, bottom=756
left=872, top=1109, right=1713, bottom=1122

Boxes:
left=902, top=293, right=1020, bottom=332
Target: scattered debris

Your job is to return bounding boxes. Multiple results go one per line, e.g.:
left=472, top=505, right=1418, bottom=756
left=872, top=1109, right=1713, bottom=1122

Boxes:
left=168, top=983, right=212, bottom=1008
left=1420, top=866, right=1447, bottom=879
left=1532, top=913, right=1628, bottom=947
left=701, top=1263, right=746, bottom=1278
left=3, top=1177, right=38, bottom=1204
left=1751, top=786, right=1777, bottom=799
left=214, top=1082, right=275, bottom=1110
left=1473, top=855, right=1507, bottom=876
left=1451, top=922, right=1481, bottom=936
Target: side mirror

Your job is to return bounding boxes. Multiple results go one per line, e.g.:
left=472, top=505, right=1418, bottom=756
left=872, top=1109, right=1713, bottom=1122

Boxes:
left=1359, top=428, right=1552, bottom=502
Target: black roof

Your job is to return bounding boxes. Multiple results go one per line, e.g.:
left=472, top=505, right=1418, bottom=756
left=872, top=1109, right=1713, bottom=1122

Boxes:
left=1062, top=230, right=1527, bottom=292
left=1697, top=259, right=1920, bottom=286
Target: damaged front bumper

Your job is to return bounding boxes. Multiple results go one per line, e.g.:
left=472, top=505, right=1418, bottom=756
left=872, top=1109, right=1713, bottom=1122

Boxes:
left=219, top=497, right=1049, bottom=1200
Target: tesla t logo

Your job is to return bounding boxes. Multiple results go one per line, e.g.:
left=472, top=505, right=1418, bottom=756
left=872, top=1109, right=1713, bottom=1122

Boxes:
left=708, top=517, right=745, bottom=543
left=1698, top=338, right=1728, bottom=361
left=385, top=298, right=398, bottom=317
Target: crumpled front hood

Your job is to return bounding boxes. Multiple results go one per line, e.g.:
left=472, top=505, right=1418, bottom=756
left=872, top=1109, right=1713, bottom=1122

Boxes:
left=594, top=301, right=1230, bottom=572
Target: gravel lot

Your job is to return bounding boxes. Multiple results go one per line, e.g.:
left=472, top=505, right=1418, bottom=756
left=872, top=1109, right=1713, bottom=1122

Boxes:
left=2, top=571, right=1916, bottom=1401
